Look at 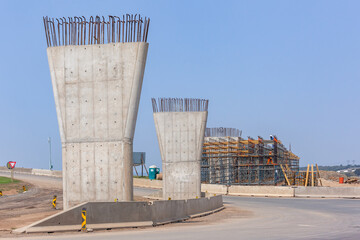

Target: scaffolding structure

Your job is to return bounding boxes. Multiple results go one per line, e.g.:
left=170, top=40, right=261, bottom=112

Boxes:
left=282, top=164, right=319, bottom=187
left=201, top=128, right=300, bottom=185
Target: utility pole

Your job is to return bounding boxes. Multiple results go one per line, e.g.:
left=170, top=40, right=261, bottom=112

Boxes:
left=48, top=137, right=53, bottom=170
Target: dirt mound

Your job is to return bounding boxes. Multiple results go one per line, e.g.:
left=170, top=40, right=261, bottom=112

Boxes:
left=319, top=170, right=347, bottom=181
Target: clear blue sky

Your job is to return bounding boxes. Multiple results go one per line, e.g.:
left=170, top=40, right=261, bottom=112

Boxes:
left=0, top=0, right=359, bottom=170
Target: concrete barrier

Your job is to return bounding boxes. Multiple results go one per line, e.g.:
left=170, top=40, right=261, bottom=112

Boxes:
left=0, top=167, right=62, bottom=178
left=133, top=178, right=162, bottom=189
left=186, top=195, right=223, bottom=216
left=151, top=200, right=188, bottom=224
left=201, top=184, right=228, bottom=195
left=33, top=202, right=153, bottom=227
left=228, top=185, right=294, bottom=197
left=295, top=186, right=360, bottom=198
left=31, top=169, right=62, bottom=178
left=15, top=195, right=223, bottom=233
left=0, top=167, right=33, bottom=174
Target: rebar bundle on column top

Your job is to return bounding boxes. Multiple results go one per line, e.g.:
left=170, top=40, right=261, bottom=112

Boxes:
left=43, top=14, right=150, bottom=47
left=205, top=127, right=242, bottom=137
left=151, top=98, right=209, bottom=113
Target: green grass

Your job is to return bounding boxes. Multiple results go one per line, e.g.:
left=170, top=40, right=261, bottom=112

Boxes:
left=0, top=176, right=19, bottom=184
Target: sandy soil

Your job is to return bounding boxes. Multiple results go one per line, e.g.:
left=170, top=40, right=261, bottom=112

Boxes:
left=0, top=175, right=63, bottom=237
left=319, top=178, right=360, bottom=187
left=2, top=189, right=20, bottom=196
left=0, top=180, right=31, bottom=196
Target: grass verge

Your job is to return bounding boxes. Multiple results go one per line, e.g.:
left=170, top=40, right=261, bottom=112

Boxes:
left=0, top=176, right=19, bottom=184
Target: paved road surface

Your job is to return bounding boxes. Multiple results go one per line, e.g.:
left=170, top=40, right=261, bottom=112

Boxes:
left=1, top=173, right=359, bottom=240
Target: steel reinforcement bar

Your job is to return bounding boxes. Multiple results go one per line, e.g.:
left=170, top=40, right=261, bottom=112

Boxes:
left=151, top=98, right=209, bottom=113
left=43, top=14, right=150, bottom=47
left=205, top=127, right=242, bottom=137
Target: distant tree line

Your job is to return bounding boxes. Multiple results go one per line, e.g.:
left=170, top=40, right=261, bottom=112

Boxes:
left=300, top=164, right=360, bottom=172
left=299, top=164, right=360, bottom=176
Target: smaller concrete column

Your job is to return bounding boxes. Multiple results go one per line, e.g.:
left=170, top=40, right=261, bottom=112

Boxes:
left=152, top=98, right=208, bottom=200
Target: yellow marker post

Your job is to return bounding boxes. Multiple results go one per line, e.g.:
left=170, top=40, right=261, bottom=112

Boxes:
left=81, top=208, right=87, bottom=232
left=23, top=186, right=26, bottom=192
left=0, top=191, right=2, bottom=196
left=52, top=195, right=57, bottom=209
left=168, top=197, right=171, bottom=200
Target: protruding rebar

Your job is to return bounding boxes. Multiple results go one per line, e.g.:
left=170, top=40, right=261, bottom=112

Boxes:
left=204, top=127, right=242, bottom=137
left=151, top=98, right=209, bottom=113
left=43, top=14, right=150, bottom=47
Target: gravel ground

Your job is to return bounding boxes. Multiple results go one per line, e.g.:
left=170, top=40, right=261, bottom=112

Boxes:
left=0, top=173, right=63, bottom=236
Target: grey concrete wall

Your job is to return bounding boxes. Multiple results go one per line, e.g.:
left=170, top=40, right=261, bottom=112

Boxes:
left=153, top=111, right=208, bottom=200
left=27, top=196, right=223, bottom=230
left=0, top=167, right=32, bottom=174
left=295, top=186, right=360, bottom=198
left=201, top=183, right=228, bottom=195
left=151, top=200, right=188, bottom=224
left=47, top=42, right=148, bottom=209
left=228, top=185, right=294, bottom=197
left=0, top=167, right=62, bottom=178
left=206, top=185, right=360, bottom=198
left=36, top=202, right=153, bottom=227
left=186, top=195, right=223, bottom=216
left=31, top=169, right=62, bottom=178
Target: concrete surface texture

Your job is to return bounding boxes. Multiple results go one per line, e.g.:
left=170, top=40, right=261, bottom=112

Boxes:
left=295, top=186, right=360, bottom=198
left=153, top=111, right=208, bottom=200
left=228, top=185, right=294, bottom=197
left=47, top=42, right=149, bottom=209
left=16, top=196, right=223, bottom=233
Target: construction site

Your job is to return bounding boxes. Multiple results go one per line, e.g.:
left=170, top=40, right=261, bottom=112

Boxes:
left=1, top=2, right=360, bottom=239
left=201, top=127, right=309, bottom=186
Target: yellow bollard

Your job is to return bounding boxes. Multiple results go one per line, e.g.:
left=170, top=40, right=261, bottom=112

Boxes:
left=0, top=191, right=2, bottom=196
left=196, top=196, right=198, bottom=199
left=168, top=197, right=171, bottom=200
left=114, top=198, right=118, bottom=202
left=23, top=186, right=26, bottom=192
left=81, top=208, right=87, bottom=232
left=52, top=195, right=57, bottom=209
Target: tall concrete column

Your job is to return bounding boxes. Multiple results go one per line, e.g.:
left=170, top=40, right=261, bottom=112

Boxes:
left=152, top=98, right=208, bottom=200
left=44, top=15, right=150, bottom=209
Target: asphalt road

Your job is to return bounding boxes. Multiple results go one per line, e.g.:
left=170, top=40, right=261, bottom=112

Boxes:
left=1, top=173, right=360, bottom=240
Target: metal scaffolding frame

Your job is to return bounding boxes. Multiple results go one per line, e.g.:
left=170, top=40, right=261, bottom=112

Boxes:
left=201, top=128, right=300, bottom=185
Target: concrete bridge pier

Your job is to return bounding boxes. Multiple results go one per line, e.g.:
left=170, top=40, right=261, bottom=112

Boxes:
left=152, top=98, right=208, bottom=200
left=44, top=15, right=150, bottom=209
